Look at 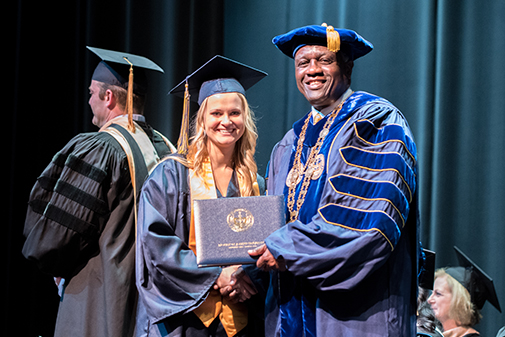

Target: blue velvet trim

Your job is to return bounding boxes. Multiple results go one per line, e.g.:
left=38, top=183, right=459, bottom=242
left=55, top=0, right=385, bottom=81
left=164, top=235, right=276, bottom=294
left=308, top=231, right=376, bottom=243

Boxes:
left=279, top=296, right=304, bottom=336
left=319, top=203, right=401, bottom=249
left=278, top=294, right=317, bottom=337
left=354, top=120, right=417, bottom=161
left=301, top=295, right=316, bottom=337
left=340, top=147, right=416, bottom=197
left=291, top=92, right=381, bottom=147
left=329, top=174, right=409, bottom=223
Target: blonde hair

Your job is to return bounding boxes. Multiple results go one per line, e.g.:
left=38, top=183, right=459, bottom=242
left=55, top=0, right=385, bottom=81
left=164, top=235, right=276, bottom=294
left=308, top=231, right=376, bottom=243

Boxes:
left=187, top=92, right=258, bottom=197
left=434, top=269, right=481, bottom=327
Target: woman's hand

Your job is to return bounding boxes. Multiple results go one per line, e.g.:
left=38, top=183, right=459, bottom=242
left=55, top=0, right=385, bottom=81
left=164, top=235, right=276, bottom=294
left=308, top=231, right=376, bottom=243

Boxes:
left=214, top=265, right=238, bottom=296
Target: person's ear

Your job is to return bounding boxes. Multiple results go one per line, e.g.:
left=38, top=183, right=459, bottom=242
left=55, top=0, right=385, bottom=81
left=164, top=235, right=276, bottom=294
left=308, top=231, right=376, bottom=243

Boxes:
left=104, top=89, right=115, bottom=109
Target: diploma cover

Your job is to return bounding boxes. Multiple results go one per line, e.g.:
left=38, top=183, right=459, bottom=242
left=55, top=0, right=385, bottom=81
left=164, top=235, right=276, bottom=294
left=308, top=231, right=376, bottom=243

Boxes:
left=193, top=194, right=285, bottom=267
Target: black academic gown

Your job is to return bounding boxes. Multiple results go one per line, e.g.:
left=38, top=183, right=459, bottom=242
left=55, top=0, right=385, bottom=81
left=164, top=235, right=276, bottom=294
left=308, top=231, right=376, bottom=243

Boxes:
left=23, top=118, right=172, bottom=337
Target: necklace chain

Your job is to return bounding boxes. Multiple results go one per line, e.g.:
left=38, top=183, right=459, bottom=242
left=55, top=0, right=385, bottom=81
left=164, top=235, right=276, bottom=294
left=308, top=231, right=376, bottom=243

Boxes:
left=286, top=95, right=351, bottom=223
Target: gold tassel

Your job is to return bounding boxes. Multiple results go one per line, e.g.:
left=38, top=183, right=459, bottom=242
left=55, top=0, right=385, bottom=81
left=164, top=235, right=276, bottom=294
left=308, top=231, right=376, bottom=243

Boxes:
left=124, top=57, right=135, bottom=132
left=321, top=23, right=340, bottom=53
left=177, top=80, right=191, bottom=155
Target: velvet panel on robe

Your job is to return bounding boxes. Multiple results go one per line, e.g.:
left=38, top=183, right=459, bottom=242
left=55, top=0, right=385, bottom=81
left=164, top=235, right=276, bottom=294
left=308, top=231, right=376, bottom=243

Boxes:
left=135, top=158, right=267, bottom=337
left=265, top=91, right=419, bottom=337
left=22, top=116, right=173, bottom=337
left=23, top=131, right=139, bottom=337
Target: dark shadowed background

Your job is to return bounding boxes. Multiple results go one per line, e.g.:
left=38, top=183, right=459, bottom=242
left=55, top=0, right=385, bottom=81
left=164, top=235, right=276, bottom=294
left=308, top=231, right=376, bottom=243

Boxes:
left=8, top=1, right=505, bottom=336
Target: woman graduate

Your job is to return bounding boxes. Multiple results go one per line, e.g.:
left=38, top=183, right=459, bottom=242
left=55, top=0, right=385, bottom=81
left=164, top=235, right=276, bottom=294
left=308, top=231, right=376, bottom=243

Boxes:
left=135, top=55, right=268, bottom=337
left=428, top=246, right=502, bottom=337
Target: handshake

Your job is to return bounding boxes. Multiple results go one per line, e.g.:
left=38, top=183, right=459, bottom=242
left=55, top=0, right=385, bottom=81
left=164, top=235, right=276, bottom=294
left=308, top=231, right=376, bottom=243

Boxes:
left=213, top=243, right=288, bottom=303
left=213, top=265, right=257, bottom=303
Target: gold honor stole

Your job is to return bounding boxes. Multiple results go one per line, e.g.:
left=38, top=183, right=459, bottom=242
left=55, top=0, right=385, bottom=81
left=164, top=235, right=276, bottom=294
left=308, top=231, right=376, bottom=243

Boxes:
left=188, top=157, right=259, bottom=337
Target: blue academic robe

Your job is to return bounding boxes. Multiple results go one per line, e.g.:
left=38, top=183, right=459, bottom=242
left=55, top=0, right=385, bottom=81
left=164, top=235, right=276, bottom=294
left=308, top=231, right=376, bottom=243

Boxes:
left=265, top=91, right=419, bottom=336
left=135, top=158, right=266, bottom=337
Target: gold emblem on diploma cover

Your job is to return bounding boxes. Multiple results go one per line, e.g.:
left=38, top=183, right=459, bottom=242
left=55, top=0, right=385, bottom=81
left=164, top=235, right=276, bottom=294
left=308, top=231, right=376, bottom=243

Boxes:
left=227, top=208, right=254, bottom=232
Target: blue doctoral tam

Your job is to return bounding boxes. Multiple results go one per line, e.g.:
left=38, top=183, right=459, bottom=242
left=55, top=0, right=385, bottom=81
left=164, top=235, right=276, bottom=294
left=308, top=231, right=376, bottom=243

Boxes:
left=272, top=24, right=373, bottom=60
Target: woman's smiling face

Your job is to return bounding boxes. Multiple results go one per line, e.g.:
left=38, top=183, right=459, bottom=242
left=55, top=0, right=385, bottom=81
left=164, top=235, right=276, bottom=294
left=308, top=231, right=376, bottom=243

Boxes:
left=204, top=92, right=245, bottom=151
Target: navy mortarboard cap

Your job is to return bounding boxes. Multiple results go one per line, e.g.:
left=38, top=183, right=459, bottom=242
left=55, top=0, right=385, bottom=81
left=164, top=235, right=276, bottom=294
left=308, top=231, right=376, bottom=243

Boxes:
left=446, top=246, right=501, bottom=312
left=87, top=46, right=164, bottom=131
left=169, top=55, right=267, bottom=155
left=169, top=55, right=267, bottom=105
left=272, top=23, right=373, bottom=60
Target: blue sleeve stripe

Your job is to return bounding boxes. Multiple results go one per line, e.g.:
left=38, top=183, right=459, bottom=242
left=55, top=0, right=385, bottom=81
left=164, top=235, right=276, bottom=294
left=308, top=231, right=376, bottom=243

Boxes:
left=339, top=146, right=416, bottom=200
left=329, top=174, right=409, bottom=226
left=319, top=203, right=401, bottom=250
left=354, top=119, right=417, bottom=163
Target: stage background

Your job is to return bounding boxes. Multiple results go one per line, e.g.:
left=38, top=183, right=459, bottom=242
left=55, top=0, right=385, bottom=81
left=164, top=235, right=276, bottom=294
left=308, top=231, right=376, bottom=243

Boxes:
left=8, top=1, right=505, bottom=336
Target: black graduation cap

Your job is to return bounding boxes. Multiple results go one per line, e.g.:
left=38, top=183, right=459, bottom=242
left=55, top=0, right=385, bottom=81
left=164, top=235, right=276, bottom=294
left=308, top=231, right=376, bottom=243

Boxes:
left=419, top=248, right=436, bottom=290
left=445, top=246, right=501, bottom=312
left=88, top=46, right=164, bottom=96
left=169, top=55, right=267, bottom=155
left=87, top=46, right=164, bottom=131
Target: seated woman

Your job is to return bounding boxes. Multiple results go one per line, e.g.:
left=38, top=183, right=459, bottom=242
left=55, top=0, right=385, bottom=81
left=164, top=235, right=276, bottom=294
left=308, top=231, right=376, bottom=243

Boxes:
left=428, top=247, right=501, bottom=337
left=135, top=55, right=268, bottom=337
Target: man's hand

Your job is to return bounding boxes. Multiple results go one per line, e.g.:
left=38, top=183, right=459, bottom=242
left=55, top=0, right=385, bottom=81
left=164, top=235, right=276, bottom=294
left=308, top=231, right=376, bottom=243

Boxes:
left=228, top=267, right=257, bottom=302
left=248, top=244, right=286, bottom=272
left=213, top=265, right=258, bottom=303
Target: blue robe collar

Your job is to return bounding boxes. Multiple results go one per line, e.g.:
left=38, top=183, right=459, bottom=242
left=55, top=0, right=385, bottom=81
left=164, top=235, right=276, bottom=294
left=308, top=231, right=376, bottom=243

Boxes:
left=293, top=91, right=381, bottom=147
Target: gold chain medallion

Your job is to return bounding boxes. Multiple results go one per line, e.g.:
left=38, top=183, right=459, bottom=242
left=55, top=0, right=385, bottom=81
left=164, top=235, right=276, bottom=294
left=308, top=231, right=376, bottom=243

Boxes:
left=286, top=94, right=351, bottom=223
left=308, top=153, right=325, bottom=180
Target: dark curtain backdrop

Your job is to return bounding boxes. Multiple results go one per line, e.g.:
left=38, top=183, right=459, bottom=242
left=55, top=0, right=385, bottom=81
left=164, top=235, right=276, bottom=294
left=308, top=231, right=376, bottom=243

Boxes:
left=8, top=1, right=505, bottom=336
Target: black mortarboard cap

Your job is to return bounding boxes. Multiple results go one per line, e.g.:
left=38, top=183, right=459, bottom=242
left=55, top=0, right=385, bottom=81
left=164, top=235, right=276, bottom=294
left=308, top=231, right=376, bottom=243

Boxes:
left=87, top=46, right=164, bottom=132
left=446, top=246, right=501, bottom=312
left=419, top=248, right=436, bottom=290
left=87, top=46, right=164, bottom=96
left=169, top=55, right=267, bottom=155
left=272, top=23, right=373, bottom=60
left=169, top=55, right=267, bottom=105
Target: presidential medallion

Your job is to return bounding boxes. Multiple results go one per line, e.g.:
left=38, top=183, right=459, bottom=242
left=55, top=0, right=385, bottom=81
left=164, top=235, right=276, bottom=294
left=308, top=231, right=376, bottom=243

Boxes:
left=227, top=208, right=254, bottom=232
left=286, top=163, right=303, bottom=188
left=310, top=154, right=325, bottom=180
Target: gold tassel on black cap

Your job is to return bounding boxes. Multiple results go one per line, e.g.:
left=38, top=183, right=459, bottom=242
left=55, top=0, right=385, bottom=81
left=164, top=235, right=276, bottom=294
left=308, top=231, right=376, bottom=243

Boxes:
left=123, top=57, right=135, bottom=132
left=321, top=23, right=341, bottom=53
left=177, top=79, right=190, bottom=155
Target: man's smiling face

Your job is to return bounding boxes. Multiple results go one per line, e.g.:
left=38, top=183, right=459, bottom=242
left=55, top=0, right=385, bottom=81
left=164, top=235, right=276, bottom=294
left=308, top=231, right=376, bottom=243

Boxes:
left=294, top=45, right=350, bottom=111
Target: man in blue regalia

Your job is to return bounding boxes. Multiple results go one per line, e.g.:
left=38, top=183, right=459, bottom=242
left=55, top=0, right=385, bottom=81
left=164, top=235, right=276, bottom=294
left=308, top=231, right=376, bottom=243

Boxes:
left=249, top=24, right=419, bottom=336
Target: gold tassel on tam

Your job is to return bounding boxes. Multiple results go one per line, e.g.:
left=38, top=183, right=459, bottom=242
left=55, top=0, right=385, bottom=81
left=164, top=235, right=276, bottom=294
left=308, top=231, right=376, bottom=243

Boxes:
left=321, top=23, right=341, bottom=53
left=177, top=80, right=191, bottom=155
left=123, top=57, right=135, bottom=132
